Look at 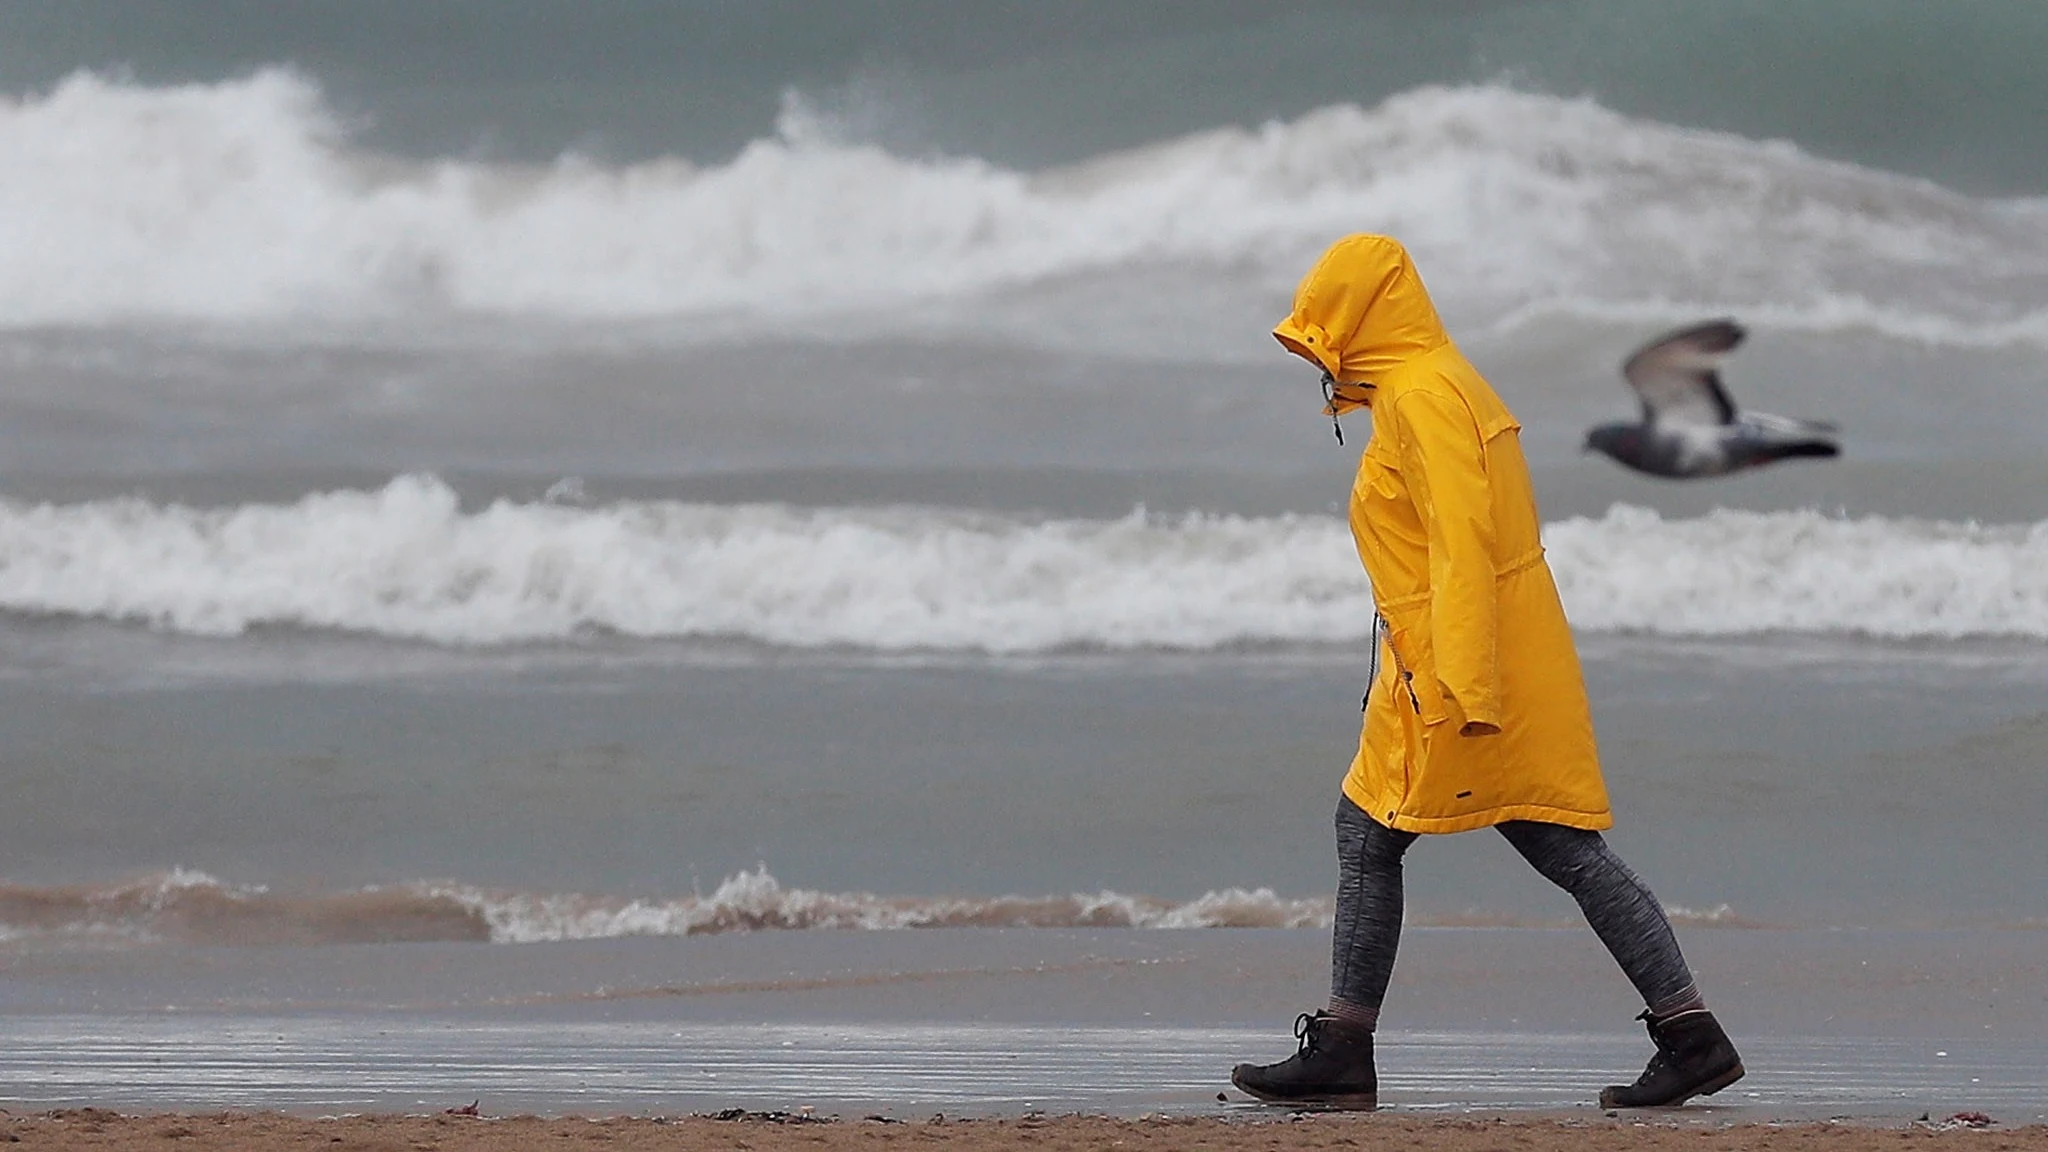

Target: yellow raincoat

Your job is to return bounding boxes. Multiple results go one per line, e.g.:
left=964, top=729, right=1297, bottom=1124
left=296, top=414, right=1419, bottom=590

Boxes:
left=1275, top=235, right=1611, bottom=834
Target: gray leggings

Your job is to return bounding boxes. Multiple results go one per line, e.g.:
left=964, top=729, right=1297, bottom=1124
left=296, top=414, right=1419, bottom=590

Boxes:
left=1332, top=794, right=1698, bottom=1016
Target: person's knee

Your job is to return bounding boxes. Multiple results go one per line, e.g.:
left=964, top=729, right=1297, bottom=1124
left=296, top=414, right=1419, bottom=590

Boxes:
left=1338, top=798, right=1416, bottom=871
left=1502, top=822, right=1607, bottom=891
left=1353, top=826, right=1412, bottom=872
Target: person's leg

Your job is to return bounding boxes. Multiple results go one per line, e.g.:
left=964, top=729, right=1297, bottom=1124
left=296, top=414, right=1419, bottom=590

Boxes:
left=1494, top=820, right=1701, bottom=1016
left=1229, top=794, right=1407, bottom=1106
left=1496, top=820, right=1743, bottom=1107
left=1329, top=794, right=1419, bottom=1030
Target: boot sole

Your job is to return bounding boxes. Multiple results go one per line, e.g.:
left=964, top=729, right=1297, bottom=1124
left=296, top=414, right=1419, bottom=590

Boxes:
left=1230, top=1075, right=1378, bottom=1111
left=1239, top=1090, right=1380, bottom=1111
left=1599, top=1061, right=1746, bottom=1110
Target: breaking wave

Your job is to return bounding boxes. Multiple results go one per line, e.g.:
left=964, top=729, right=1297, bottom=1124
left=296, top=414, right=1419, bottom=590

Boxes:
left=1, top=70, right=2043, bottom=349
left=0, top=476, right=1366, bottom=651
left=0, top=868, right=1326, bottom=947
left=0, top=867, right=1758, bottom=949
left=5, top=477, right=2048, bottom=648
left=1545, top=505, right=2048, bottom=639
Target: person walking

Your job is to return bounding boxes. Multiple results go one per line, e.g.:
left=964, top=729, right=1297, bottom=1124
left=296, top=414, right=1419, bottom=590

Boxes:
left=1230, top=234, right=1743, bottom=1110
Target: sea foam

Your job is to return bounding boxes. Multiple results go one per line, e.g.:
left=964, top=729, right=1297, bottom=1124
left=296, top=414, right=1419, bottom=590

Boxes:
left=1, top=70, right=2042, bottom=348
left=0, top=866, right=1753, bottom=947
left=3, top=476, right=2047, bottom=648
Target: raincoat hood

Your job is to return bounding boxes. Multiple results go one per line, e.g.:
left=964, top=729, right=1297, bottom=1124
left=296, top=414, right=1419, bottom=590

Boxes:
left=1274, top=234, right=1450, bottom=411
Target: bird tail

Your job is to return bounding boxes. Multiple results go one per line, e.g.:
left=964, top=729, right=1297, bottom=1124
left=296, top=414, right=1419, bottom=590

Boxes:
left=1762, top=439, right=1840, bottom=461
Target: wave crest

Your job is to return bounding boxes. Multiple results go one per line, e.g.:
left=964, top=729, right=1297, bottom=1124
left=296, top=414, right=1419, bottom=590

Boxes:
left=1548, top=504, right=2048, bottom=639
left=0, top=476, right=1368, bottom=650
left=1, top=71, right=2042, bottom=346
left=0, top=868, right=1329, bottom=947
left=0, top=867, right=1772, bottom=948
left=8, top=479, right=2048, bottom=648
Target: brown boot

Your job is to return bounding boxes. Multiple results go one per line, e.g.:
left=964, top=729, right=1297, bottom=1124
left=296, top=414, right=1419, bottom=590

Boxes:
left=1230, top=1012, right=1377, bottom=1109
left=1600, top=1008, right=1744, bottom=1108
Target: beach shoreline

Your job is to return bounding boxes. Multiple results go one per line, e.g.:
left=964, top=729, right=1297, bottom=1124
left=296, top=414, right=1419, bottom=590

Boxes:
left=6, top=928, right=2043, bottom=1124
left=6, top=1108, right=2044, bottom=1151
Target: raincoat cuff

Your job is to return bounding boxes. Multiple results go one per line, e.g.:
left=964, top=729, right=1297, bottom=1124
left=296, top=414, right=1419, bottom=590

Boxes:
left=1443, top=691, right=1499, bottom=733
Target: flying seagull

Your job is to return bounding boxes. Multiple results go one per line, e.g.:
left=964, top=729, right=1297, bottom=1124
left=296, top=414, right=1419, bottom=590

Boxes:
left=1583, top=319, right=1840, bottom=479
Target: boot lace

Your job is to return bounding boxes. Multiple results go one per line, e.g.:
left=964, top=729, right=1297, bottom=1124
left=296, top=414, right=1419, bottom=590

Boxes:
left=1292, top=1011, right=1334, bottom=1056
left=1632, top=1009, right=1677, bottom=1076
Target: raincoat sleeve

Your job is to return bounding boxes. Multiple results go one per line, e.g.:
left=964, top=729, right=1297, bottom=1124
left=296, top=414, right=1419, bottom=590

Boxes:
left=1391, top=389, right=1502, bottom=732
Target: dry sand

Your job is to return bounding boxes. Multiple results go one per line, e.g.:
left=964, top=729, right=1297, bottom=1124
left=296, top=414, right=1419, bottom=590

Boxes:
left=5, top=1109, right=2044, bottom=1151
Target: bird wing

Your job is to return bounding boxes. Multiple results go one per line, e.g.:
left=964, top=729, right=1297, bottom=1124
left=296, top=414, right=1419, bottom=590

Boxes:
left=1736, top=410, right=1839, bottom=437
left=1621, top=319, right=1744, bottom=427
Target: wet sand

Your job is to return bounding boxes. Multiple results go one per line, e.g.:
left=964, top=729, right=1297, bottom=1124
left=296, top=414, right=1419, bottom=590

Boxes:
left=5, top=1109, right=2045, bottom=1151
left=5, top=928, right=2044, bottom=1122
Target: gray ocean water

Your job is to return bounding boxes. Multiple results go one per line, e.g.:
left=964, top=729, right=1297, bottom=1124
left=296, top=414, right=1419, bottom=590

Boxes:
left=1, top=1, right=2045, bottom=1115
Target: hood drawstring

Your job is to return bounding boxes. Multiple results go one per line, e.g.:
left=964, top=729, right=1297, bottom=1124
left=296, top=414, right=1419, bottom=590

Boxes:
left=1321, top=371, right=1346, bottom=445
left=1363, top=612, right=1382, bottom=712
left=1365, top=614, right=1421, bottom=715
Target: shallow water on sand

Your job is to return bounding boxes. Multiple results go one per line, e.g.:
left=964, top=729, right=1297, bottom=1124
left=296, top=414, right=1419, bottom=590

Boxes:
left=2, top=928, right=2042, bottom=1118
left=13, top=1018, right=2043, bottom=1118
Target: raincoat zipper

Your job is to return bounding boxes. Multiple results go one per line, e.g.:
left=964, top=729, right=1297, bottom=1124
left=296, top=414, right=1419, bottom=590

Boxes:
left=1372, top=613, right=1422, bottom=714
